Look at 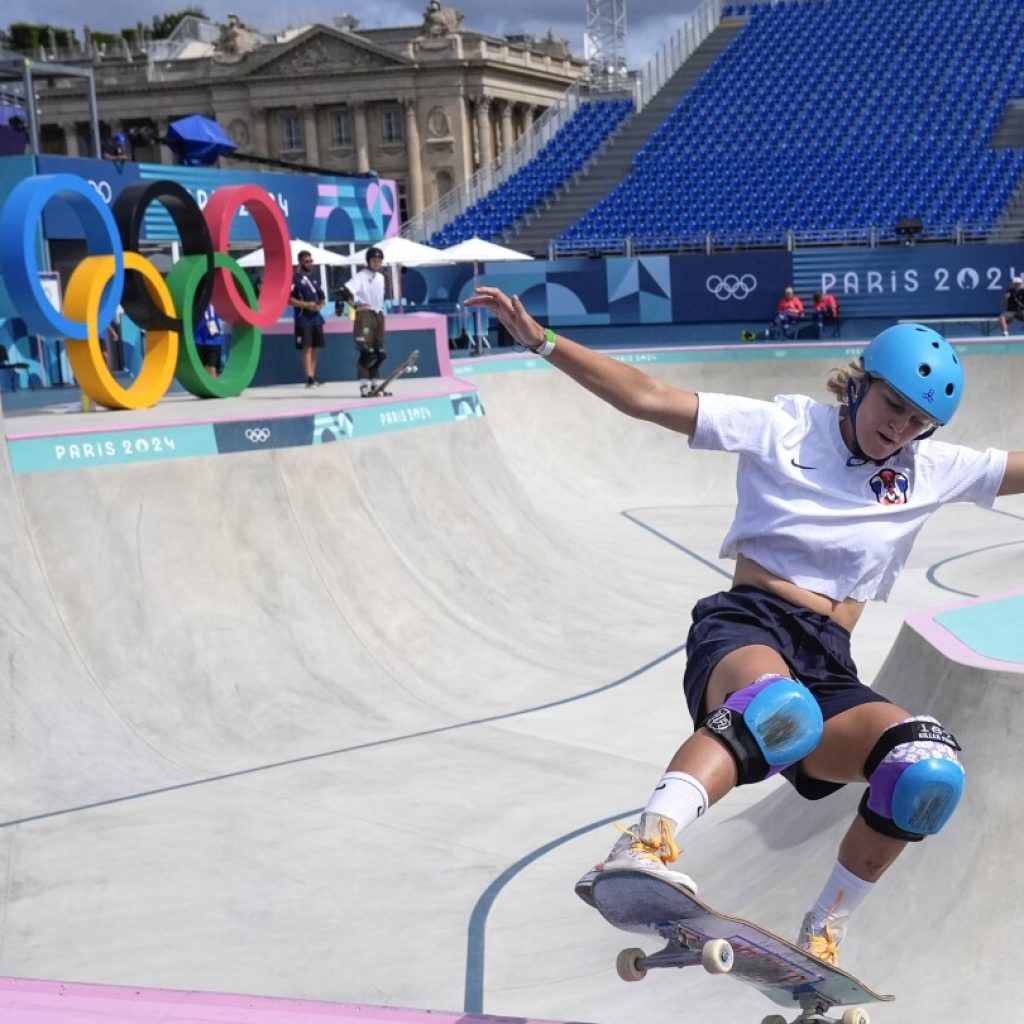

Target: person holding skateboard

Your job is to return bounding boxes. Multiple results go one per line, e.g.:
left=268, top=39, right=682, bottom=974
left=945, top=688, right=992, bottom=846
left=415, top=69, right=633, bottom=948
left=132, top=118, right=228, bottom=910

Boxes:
left=350, top=246, right=388, bottom=397
left=465, top=286, right=1024, bottom=968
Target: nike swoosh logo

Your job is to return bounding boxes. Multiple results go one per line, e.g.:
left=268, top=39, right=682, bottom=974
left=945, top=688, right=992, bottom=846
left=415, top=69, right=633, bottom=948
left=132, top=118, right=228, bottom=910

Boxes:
left=655, top=783, right=667, bottom=791
left=791, top=458, right=817, bottom=470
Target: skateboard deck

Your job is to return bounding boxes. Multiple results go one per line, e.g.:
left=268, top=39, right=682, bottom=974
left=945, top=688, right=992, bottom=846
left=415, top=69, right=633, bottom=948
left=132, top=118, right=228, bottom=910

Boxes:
left=590, top=870, right=893, bottom=1021
left=364, top=348, right=419, bottom=397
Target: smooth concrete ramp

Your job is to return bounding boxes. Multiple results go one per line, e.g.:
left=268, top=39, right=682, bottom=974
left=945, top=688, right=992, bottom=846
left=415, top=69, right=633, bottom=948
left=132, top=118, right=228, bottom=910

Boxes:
left=0, top=341, right=1021, bottom=1023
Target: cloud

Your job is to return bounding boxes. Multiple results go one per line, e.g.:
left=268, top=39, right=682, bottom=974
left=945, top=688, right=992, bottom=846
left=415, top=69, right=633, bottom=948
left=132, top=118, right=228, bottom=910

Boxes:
left=3, top=0, right=705, bottom=69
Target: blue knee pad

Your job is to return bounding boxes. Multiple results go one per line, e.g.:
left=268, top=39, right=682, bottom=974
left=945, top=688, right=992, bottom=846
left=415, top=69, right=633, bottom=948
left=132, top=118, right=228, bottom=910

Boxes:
left=702, top=674, right=824, bottom=785
left=860, top=716, right=964, bottom=841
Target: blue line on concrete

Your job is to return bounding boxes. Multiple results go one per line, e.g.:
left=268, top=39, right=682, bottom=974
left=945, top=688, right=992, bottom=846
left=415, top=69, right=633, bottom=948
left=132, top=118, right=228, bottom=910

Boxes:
left=0, top=647, right=684, bottom=831
left=621, top=508, right=732, bottom=579
left=463, top=809, right=641, bottom=1014
left=925, top=539, right=1024, bottom=597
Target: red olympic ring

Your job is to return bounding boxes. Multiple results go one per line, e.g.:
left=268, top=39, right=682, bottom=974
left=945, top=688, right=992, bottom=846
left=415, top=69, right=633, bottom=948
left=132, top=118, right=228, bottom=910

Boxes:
left=204, top=185, right=292, bottom=329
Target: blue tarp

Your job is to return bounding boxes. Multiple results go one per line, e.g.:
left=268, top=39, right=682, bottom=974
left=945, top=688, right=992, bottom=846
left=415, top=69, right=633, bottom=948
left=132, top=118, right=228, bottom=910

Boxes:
left=163, top=115, right=237, bottom=166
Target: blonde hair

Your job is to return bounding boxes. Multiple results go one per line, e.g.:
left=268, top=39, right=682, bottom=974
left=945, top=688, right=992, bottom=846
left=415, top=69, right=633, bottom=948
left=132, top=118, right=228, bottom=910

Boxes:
left=825, top=359, right=866, bottom=404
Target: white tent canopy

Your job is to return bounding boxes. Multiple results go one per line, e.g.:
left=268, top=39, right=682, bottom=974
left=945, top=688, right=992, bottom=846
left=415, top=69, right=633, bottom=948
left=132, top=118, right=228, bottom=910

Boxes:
left=236, top=239, right=350, bottom=268
left=340, top=237, right=452, bottom=268
left=440, top=236, right=533, bottom=264
left=441, top=237, right=534, bottom=351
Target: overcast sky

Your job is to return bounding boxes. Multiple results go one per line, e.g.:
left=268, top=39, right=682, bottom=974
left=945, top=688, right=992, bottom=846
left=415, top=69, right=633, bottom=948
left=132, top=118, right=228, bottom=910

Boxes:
left=3, top=0, right=705, bottom=69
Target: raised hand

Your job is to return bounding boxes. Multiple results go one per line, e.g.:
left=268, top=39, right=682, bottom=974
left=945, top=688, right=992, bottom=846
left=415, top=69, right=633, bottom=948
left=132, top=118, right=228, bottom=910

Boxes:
left=465, top=287, right=544, bottom=350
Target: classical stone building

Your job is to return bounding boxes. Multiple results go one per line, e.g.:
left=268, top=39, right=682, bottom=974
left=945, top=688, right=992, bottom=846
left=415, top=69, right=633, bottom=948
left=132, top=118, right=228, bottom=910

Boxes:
left=24, top=4, right=588, bottom=222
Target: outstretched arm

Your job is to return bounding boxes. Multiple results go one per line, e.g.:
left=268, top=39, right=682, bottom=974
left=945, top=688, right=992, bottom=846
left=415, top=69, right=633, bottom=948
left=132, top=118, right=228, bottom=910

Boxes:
left=465, top=287, right=699, bottom=436
left=997, top=451, right=1024, bottom=496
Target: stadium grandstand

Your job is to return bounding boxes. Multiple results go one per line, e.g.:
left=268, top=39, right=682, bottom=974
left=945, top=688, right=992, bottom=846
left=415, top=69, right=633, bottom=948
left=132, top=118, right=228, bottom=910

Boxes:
left=411, top=0, right=1024, bottom=257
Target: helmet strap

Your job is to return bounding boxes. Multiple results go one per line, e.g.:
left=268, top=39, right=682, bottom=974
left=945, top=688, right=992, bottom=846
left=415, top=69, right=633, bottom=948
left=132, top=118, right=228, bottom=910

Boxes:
left=844, top=375, right=893, bottom=467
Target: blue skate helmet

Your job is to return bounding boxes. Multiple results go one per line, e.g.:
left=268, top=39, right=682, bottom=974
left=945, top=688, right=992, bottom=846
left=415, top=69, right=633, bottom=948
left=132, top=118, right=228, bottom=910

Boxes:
left=861, top=323, right=963, bottom=426
left=844, top=323, right=963, bottom=464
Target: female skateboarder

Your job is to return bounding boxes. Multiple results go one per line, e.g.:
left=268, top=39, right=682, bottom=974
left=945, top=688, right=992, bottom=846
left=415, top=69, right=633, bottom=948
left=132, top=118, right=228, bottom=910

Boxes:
left=465, top=287, right=1024, bottom=967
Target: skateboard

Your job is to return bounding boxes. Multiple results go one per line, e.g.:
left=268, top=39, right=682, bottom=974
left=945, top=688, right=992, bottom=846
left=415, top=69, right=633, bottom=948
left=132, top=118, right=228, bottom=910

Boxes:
left=362, top=348, right=420, bottom=398
left=589, top=870, right=893, bottom=1024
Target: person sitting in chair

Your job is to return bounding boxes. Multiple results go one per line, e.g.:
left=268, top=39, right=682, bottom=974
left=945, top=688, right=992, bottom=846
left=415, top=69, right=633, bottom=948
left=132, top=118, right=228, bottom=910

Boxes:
left=769, top=287, right=805, bottom=340
left=813, top=290, right=839, bottom=339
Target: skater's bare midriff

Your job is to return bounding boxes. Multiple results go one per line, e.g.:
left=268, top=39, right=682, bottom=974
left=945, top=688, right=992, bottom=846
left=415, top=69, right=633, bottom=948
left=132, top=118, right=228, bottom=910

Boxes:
left=732, top=555, right=865, bottom=633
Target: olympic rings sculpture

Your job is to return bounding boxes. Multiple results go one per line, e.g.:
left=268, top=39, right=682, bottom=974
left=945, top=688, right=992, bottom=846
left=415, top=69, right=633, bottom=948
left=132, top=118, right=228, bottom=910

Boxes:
left=0, top=174, right=293, bottom=409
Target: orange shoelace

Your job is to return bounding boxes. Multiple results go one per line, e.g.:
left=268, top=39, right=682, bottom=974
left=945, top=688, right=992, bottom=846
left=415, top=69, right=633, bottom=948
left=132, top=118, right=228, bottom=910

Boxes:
left=805, top=895, right=845, bottom=967
left=616, top=818, right=681, bottom=865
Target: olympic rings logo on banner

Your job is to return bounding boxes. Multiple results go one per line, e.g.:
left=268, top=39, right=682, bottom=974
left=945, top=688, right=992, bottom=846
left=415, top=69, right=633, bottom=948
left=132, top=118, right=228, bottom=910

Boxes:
left=0, top=174, right=293, bottom=410
left=706, top=273, right=757, bottom=301
left=245, top=427, right=271, bottom=443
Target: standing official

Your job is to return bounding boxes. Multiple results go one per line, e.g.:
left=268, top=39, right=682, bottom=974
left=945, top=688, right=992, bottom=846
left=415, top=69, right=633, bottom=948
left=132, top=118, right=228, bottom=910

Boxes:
left=290, top=250, right=326, bottom=387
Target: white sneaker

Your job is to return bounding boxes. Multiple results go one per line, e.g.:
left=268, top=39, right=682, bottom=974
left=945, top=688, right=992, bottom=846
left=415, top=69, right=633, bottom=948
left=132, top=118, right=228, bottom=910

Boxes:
left=359, top=381, right=371, bottom=397
left=575, top=816, right=697, bottom=907
left=797, top=904, right=850, bottom=968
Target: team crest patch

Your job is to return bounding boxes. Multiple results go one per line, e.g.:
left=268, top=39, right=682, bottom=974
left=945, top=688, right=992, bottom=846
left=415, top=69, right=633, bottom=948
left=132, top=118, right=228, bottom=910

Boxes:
left=705, top=709, right=733, bottom=733
left=870, top=468, right=909, bottom=505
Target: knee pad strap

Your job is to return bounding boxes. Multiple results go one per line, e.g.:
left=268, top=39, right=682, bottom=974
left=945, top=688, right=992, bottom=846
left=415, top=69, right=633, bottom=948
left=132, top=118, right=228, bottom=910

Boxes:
left=860, top=716, right=964, bottom=841
left=702, top=674, right=824, bottom=785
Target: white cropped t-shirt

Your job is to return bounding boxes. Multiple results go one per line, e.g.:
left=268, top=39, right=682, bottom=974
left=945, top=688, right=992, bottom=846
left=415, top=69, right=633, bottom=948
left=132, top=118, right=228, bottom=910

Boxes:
left=689, top=392, right=1007, bottom=602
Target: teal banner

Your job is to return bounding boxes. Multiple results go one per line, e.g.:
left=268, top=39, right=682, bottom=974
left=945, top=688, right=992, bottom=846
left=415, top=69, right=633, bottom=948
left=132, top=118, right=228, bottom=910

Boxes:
left=8, top=423, right=218, bottom=473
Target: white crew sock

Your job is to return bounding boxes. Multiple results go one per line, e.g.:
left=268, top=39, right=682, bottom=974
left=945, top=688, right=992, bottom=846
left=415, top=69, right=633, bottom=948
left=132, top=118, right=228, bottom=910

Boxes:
left=810, top=859, right=875, bottom=930
left=640, top=771, right=709, bottom=837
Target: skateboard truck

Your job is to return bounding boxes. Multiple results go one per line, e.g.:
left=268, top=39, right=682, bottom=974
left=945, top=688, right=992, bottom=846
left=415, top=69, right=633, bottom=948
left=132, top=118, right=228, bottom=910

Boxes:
left=615, top=937, right=872, bottom=1024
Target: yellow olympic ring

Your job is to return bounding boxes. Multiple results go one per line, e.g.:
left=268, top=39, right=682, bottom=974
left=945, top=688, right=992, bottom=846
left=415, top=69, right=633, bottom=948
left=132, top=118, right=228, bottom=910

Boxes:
left=64, top=253, right=179, bottom=411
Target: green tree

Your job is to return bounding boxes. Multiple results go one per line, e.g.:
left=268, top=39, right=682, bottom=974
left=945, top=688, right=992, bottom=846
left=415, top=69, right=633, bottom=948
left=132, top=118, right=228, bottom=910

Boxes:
left=149, top=7, right=208, bottom=40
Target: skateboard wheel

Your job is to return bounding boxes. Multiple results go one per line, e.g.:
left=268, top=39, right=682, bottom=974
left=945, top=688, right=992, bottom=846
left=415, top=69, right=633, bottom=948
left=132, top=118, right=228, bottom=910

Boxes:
left=701, top=938, right=734, bottom=974
left=615, top=947, right=647, bottom=982
left=760, top=1016, right=787, bottom=1024
left=841, top=1010, right=870, bottom=1024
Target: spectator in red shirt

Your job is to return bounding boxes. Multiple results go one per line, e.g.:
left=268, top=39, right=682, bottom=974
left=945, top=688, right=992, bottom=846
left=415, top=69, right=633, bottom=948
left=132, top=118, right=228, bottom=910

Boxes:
left=771, top=286, right=805, bottom=339
left=813, top=290, right=840, bottom=338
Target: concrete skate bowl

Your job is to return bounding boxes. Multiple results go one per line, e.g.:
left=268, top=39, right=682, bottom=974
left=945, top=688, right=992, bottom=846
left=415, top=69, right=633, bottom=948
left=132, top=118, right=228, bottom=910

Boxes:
left=0, top=340, right=1021, bottom=1024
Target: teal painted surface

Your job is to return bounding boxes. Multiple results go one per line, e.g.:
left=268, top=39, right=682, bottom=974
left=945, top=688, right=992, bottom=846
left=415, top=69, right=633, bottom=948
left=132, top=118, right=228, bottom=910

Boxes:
left=8, top=392, right=486, bottom=473
left=935, top=595, right=1024, bottom=664
left=9, top=424, right=219, bottom=473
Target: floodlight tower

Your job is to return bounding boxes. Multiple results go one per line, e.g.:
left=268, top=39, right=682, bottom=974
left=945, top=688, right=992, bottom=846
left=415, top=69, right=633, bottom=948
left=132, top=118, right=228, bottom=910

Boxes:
left=584, top=0, right=628, bottom=89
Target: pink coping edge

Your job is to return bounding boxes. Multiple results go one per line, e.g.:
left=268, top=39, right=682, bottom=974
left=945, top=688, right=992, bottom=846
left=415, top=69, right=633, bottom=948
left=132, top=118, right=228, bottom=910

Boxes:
left=903, top=588, right=1024, bottom=672
left=0, top=977, right=567, bottom=1024
left=472, top=335, right=1015, bottom=361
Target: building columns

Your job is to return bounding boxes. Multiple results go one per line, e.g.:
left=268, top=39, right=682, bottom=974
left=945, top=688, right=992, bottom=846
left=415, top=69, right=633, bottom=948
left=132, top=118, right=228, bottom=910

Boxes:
left=302, top=105, right=320, bottom=166
left=404, top=99, right=424, bottom=217
left=472, top=96, right=493, bottom=170
left=498, top=100, right=515, bottom=156
left=353, top=103, right=370, bottom=173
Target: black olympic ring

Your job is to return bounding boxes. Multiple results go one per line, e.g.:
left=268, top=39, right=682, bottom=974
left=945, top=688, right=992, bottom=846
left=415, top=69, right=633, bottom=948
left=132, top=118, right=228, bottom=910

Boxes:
left=112, top=180, right=215, bottom=334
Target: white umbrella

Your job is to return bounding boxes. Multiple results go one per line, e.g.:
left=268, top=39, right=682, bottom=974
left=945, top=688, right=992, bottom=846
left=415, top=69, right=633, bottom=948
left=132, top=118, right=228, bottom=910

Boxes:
left=441, top=236, right=534, bottom=352
left=237, top=239, right=349, bottom=298
left=339, top=236, right=452, bottom=268
left=341, top=237, right=453, bottom=312
left=441, top=236, right=533, bottom=264
left=236, top=238, right=350, bottom=268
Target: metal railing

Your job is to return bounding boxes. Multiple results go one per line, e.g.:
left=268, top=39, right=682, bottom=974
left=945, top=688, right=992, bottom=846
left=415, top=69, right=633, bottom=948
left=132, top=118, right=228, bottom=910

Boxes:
left=403, top=0, right=729, bottom=243
left=553, top=222, right=998, bottom=256
left=402, top=81, right=590, bottom=243
left=633, top=0, right=725, bottom=113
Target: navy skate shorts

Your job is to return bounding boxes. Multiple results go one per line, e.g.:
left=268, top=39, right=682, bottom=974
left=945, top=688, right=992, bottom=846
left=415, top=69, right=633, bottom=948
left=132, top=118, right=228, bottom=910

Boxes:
left=682, top=585, right=892, bottom=801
